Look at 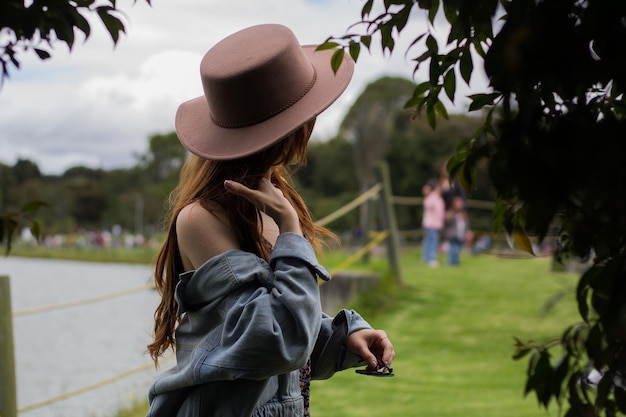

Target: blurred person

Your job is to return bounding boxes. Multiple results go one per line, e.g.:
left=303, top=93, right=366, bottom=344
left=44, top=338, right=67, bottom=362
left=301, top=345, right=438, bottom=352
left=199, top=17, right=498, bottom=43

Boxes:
left=444, top=196, right=470, bottom=265
left=421, top=178, right=445, bottom=267
left=438, top=160, right=466, bottom=211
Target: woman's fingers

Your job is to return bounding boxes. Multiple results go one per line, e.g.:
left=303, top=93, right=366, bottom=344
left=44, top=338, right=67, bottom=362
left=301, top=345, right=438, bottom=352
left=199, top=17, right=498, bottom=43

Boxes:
left=346, top=329, right=396, bottom=369
left=224, top=179, right=280, bottom=212
left=224, top=179, right=302, bottom=234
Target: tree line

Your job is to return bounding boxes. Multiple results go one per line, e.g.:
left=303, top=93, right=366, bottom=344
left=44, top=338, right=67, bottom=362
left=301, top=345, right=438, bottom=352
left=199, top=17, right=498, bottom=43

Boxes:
left=0, top=77, right=492, bottom=243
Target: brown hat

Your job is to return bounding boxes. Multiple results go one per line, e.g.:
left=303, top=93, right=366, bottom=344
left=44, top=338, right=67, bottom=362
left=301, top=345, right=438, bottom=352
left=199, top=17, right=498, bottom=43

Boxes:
left=175, top=24, right=354, bottom=160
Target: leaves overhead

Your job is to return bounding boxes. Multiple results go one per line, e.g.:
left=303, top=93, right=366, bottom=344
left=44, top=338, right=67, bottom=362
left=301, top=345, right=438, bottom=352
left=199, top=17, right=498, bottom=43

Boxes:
left=333, top=1, right=626, bottom=416
left=0, top=0, right=152, bottom=84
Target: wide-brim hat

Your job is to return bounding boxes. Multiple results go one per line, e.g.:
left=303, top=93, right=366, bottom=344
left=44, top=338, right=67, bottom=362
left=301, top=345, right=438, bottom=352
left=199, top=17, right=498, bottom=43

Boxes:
left=175, top=23, right=354, bottom=160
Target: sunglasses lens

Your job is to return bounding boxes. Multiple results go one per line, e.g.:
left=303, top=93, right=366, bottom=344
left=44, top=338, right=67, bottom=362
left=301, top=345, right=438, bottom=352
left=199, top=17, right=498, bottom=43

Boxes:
left=355, top=364, right=394, bottom=377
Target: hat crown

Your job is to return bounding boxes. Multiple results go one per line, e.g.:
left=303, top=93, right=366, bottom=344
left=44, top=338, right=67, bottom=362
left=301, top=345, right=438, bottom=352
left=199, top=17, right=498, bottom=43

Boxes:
left=201, top=24, right=316, bottom=128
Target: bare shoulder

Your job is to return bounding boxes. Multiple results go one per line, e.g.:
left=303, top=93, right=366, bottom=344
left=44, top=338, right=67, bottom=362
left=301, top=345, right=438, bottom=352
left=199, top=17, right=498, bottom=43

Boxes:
left=176, top=201, right=239, bottom=269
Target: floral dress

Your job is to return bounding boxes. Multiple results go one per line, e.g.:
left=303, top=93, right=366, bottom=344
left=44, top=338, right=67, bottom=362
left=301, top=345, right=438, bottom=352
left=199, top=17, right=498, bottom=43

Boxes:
left=265, top=239, right=312, bottom=416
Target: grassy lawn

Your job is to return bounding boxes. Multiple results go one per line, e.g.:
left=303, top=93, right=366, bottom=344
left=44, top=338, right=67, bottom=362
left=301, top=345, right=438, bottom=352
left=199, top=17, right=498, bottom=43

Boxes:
left=114, top=246, right=578, bottom=417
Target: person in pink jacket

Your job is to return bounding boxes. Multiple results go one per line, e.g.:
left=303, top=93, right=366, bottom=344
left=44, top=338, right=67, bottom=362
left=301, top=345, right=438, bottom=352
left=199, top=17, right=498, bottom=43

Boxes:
left=421, top=179, right=445, bottom=267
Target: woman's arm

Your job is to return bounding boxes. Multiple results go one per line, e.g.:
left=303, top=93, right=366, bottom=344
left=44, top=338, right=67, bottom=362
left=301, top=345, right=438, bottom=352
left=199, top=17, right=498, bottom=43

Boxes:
left=310, top=311, right=395, bottom=380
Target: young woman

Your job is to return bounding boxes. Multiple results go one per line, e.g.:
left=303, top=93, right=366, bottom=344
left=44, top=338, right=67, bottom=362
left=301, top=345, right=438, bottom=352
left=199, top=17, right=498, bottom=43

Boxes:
left=146, top=24, right=395, bottom=417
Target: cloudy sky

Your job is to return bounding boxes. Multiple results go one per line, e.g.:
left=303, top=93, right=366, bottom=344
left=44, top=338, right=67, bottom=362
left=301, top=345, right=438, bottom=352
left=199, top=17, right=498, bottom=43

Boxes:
left=0, top=0, right=489, bottom=174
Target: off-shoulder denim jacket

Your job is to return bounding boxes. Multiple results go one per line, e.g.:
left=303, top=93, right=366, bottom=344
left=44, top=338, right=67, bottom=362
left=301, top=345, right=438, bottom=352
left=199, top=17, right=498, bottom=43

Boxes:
left=147, top=233, right=371, bottom=417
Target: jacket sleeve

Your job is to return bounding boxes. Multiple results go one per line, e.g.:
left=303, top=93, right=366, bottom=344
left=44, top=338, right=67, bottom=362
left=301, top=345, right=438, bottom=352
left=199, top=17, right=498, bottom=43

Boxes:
left=309, top=309, right=372, bottom=380
left=193, top=233, right=330, bottom=382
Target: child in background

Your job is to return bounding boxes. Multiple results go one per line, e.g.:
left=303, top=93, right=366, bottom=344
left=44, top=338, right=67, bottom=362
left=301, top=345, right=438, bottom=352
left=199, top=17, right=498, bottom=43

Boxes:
left=444, top=196, right=470, bottom=265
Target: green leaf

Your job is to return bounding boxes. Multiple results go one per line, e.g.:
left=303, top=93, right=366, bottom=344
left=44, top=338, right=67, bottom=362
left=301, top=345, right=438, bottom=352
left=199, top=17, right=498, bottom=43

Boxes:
left=30, top=220, right=42, bottom=240
left=429, top=57, right=440, bottom=85
left=361, top=35, right=372, bottom=49
left=316, top=41, right=340, bottom=51
left=585, top=323, right=605, bottom=367
left=459, top=49, right=473, bottom=84
left=426, top=34, right=438, bottom=54
left=330, top=49, right=345, bottom=74
left=443, top=2, right=457, bottom=24
left=97, top=6, right=126, bottom=44
left=512, top=226, right=535, bottom=255
left=457, top=161, right=473, bottom=192
left=513, top=347, right=532, bottom=360
left=380, top=25, right=395, bottom=53
left=348, top=41, right=361, bottom=62
left=53, top=19, right=76, bottom=49
left=434, top=99, right=448, bottom=120
left=404, top=94, right=426, bottom=109
left=614, top=387, right=626, bottom=414
left=468, top=93, right=501, bottom=112
left=361, top=0, right=374, bottom=18
left=391, top=4, right=413, bottom=32
left=595, top=370, right=612, bottom=411
left=473, top=38, right=487, bottom=59
left=443, top=69, right=456, bottom=102
left=551, top=356, right=569, bottom=401
left=530, top=350, right=552, bottom=407
left=426, top=102, right=436, bottom=129
left=428, top=0, right=440, bottom=24
left=33, top=48, right=51, bottom=60
left=21, top=200, right=49, bottom=213
left=576, top=286, right=591, bottom=324
left=69, top=7, right=92, bottom=38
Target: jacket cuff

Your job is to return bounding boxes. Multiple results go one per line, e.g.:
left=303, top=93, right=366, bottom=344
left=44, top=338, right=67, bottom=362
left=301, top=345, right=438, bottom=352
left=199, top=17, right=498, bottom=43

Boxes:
left=269, top=233, right=331, bottom=281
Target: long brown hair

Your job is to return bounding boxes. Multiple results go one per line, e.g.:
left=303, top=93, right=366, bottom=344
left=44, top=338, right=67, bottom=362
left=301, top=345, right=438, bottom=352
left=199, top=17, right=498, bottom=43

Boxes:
left=147, top=119, right=334, bottom=363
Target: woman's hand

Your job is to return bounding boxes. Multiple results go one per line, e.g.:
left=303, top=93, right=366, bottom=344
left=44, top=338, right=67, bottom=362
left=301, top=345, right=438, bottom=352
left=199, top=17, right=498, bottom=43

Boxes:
left=346, top=329, right=395, bottom=370
left=224, top=178, right=302, bottom=235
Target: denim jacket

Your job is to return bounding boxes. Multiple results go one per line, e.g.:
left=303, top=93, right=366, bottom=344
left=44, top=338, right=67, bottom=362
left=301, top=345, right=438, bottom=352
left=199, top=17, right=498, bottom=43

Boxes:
left=147, top=233, right=371, bottom=417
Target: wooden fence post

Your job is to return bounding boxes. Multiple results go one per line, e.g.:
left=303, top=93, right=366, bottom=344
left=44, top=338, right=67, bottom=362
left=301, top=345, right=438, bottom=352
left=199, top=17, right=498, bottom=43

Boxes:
left=377, top=162, right=404, bottom=286
left=0, top=275, right=17, bottom=417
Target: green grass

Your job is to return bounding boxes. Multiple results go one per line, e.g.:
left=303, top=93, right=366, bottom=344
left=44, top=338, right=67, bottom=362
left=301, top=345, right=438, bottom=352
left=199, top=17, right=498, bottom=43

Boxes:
left=111, top=247, right=577, bottom=417
left=310, top=248, right=577, bottom=417
left=8, top=245, right=158, bottom=264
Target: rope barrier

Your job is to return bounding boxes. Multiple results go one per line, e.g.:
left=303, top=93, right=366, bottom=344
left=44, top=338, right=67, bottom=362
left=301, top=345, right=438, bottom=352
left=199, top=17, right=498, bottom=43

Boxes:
left=13, top=283, right=155, bottom=317
left=320, top=230, right=390, bottom=285
left=17, top=354, right=175, bottom=414
left=315, top=183, right=382, bottom=227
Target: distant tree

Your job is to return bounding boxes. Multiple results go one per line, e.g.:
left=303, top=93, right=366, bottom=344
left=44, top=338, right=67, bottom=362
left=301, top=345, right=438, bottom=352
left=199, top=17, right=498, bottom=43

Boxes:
left=1, top=0, right=151, bottom=250
left=12, top=158, right=41, bottom=184
left=62, top=167, right=107, bottom=227
left=297, top=136, right=359, bottom=232
left=140, top=132, right=187, bottom=183
left=324, top=1, right=626, bottom=415
left=340, top=77, right=416, bottom=192
left=301, top=136, right=358, bottom=197
left=0, top=0, right=151, bottom=83
left=339, top=77, right=416, bottom=233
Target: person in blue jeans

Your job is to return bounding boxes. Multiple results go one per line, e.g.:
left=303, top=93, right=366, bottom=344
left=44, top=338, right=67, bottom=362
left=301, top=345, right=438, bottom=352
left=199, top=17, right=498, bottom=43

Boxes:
left=421, top=179, right=445, bottom=267
left=444, top=196, right=470, bottom=265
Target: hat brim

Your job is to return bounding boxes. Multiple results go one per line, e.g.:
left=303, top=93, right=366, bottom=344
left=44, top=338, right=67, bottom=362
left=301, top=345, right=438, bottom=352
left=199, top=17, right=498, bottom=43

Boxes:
left=175, top=45, right=354, bottom=161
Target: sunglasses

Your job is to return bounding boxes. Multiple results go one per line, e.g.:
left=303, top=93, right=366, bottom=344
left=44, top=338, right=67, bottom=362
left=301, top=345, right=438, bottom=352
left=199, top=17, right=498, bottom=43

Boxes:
left=355, top=362, right=394, bottom=377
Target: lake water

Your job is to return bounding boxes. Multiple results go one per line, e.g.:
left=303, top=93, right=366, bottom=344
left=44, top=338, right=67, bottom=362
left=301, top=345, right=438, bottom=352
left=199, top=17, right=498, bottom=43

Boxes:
left=1, top=256, right=174, bottom=417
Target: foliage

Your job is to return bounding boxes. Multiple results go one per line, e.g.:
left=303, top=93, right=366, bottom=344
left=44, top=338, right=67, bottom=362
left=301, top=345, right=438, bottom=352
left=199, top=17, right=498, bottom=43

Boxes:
left=340, top=76, right=416, bottom=192
left=0, top=200, right=48, bottom=254
left=0, top=0, right=151, bottom=84
left=325, top=1, right=626, bottom=415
